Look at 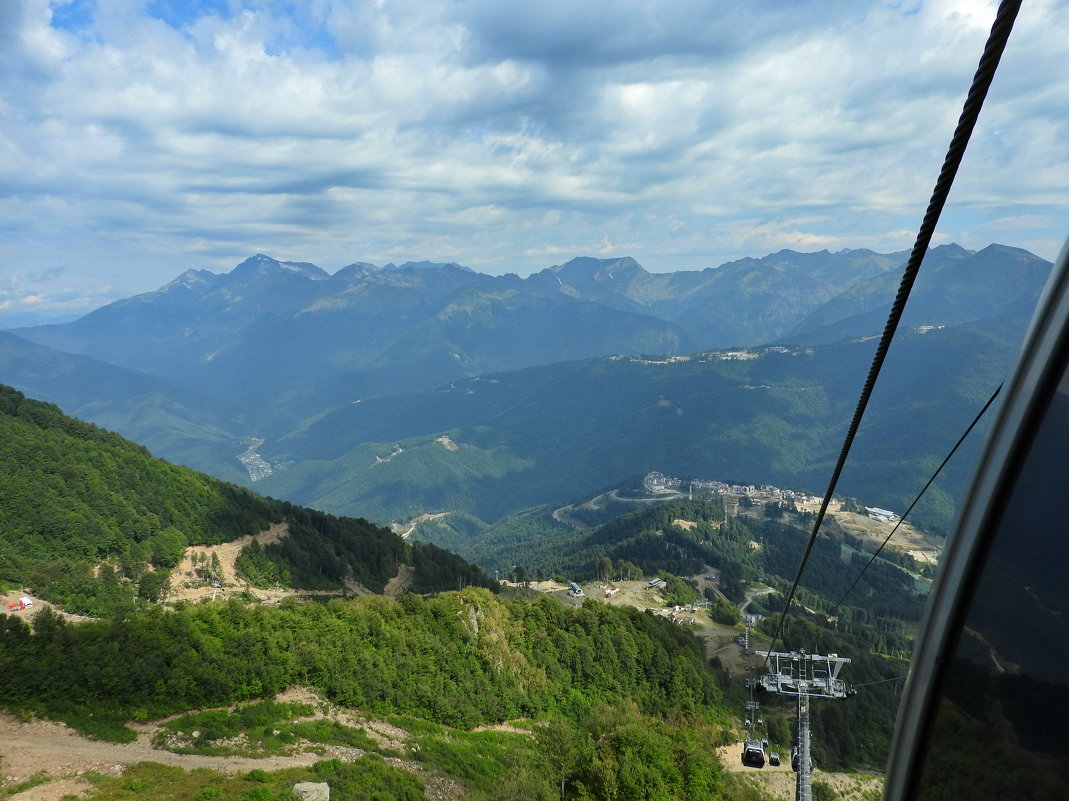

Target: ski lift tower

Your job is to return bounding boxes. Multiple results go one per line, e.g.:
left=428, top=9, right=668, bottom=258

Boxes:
left=759, top=650, right=851, bottom=801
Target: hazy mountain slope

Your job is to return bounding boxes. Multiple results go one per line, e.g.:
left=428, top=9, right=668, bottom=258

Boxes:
left=526, top=249, right=909, bottom=345
left=785, top=244, right=1052, bottom=343
left=258, top=318, right=1018, bottom=532
left=0, top=331, right=249, bottom=481
left=15, top=256, right=688, bottom=425
left=255, top=285, right=692, bottom=428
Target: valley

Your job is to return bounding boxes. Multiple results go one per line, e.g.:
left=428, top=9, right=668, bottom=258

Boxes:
left=0, top=381, right=923, bottom=800
left=237, top=438, right=279, bottom=483
left=0, top=244, right=1045, bottom=801
left=1, top=245, right=1048, bottom=535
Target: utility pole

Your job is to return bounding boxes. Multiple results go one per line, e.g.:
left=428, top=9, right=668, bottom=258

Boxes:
left=759, top=649, right=851, bottom=801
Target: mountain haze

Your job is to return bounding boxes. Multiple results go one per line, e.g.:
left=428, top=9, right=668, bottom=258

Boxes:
left=786, top=244, right=1053, bottom=343
left=3, top=244, right=1051, bottom=534
left=0, top=331, right=248, bottom=480
left=256, top=320, right=1019, bottom=532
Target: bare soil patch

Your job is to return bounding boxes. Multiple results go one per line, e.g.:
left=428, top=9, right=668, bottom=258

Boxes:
left=0, top=687, right=466, bottom=801
left=0, top=711, right=359, bottom=788
left=391, top=513, right=450, bottom=540
left=716, top=743, right=883, bottom=800
left=8, top=778, right=94, bottom=801
left=383, top=565, right=415, bottom=598
left=794, top=502, right=943, bottom=564
left=172, top=523, right=290, bottom=603
left=171, top=524, right=374, bottom=604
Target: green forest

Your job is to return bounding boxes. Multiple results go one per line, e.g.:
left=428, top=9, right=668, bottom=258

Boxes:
left=0, top=589, right=766, bottom=800
left=420, top=497, right=926, bottom=656
left=413, top=497, right=919, bottom=770
left=0, top=383, right=918, bottom=799
left=0, top=385, right=494, bottom=613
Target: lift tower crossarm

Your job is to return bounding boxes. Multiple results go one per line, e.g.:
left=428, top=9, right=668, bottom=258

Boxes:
left=758, top=650, right=850, bottom=698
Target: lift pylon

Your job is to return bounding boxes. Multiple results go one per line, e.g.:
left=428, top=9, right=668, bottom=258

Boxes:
left=758, top=650, right=851, bottom=801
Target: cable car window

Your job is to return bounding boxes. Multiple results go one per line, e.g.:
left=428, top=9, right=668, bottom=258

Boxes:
left=885, top=243, right=1069, bottom=800
left=917, top=365, right=1069, bottom=798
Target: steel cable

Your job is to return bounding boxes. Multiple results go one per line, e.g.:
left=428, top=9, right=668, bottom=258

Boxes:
left=764, top=0, right=1023, bottom=663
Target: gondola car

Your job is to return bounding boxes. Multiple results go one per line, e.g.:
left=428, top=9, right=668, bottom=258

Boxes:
left=741, top=738, right=766, bottom=768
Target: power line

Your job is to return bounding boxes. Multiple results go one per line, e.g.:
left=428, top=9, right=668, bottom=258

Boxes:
left=764, top=0, right=1023, bottom=664
left=830, top=383, right=1002, bottom=616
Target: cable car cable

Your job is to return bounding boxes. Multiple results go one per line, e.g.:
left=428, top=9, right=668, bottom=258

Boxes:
left=830, top=382, right=1002, bottom=617
left=763, top=0, right=1023, bottom=665
left=851, top=675, right=908, bottom=689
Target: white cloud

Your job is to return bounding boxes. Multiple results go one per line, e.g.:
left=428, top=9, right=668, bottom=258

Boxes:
left=0, top=0, right=1065, bottom=318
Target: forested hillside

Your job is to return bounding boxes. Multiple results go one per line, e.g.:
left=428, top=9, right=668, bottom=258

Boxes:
left=259, top=318, right=1017, bottom=533
left=426, top=498, right=924, bottom=652
left=0, top=589, right=722, bottom=731
left=0, top=589, right=746, bottom=800
left=7, top=246, right=1048, bottom=539
left=0, top=385, right=493, bottom=613
left=415, top=498, right=918, bottom=770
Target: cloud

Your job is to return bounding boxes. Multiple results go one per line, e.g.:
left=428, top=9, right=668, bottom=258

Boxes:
left=0, top=0, right=1066, bottom=318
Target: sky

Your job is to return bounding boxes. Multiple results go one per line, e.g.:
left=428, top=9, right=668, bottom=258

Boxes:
left=1, top=0, right=1067, bottom=323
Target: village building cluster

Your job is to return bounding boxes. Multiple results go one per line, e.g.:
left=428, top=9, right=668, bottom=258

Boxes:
left=642, top=471, right=896, bottom=522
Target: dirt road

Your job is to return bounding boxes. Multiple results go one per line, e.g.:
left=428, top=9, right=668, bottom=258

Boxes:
left=0, top=689, right=466, bottom=801
left=0, top=712, right=360, bottom=787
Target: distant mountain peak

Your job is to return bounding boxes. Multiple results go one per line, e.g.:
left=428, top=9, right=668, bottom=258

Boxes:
left=333, top=262, right=381, bottom=280
left=384, top=260, right=474, bottom=273
left=231, top=254, right=330, bottom=280
left=161, top=269, right=219, bottom=292
left=976, top=243, right=1038, bottom=258
left=551, top=256, right=646, bottom=277
left=929, top=243, right=973, bottom=259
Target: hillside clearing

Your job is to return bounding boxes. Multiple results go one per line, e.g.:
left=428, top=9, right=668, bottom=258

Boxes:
left=715, top=744, right=883, bottom=801
left=172, top=523, right=375, bottom=604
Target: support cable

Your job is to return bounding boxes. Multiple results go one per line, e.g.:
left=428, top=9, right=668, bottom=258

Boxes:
left=852, top=675, right=908, bottom=688
left=764, top=0, right=1023, bottom=664
left=830, top=382, right=1002, bottom=616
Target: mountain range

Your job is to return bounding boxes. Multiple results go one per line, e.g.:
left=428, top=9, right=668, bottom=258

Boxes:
left=0, top=243, right=1052, bottom=531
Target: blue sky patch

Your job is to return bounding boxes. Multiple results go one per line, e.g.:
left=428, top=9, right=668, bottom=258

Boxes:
left=50, top=0, right=95, bottom=33
left=147, top=0, right=232, bottom=30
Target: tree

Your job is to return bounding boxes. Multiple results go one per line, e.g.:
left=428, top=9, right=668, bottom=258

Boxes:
left=710, top=599, right=741, bottom=626
left=594, top=556, right=613, bottom=581
left=764, top=501, right=784, bottom=519
left=137, top=569, right=171, bottom=603
left=536, top=716, right=594, bottom=800
left=150, top=527, right=187, bottom=568
left=512, top=565, right=529, bottom=588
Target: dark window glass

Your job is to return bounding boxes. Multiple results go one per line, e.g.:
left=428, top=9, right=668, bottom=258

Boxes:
left=916, top=364, right=1069, bottom=799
